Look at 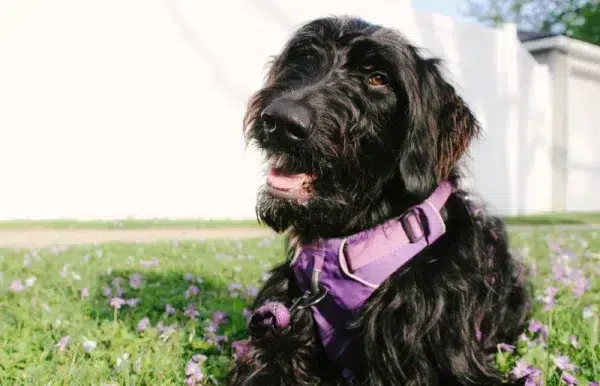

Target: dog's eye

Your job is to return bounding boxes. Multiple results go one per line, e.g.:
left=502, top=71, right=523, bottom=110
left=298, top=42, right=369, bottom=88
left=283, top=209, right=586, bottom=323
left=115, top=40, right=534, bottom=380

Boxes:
left=367, top=72, right=388, bottom=86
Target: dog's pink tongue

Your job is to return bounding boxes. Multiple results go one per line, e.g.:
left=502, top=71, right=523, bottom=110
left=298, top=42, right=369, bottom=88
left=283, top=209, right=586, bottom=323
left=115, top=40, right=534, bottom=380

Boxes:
left=267, top=168, right=307, bottom=191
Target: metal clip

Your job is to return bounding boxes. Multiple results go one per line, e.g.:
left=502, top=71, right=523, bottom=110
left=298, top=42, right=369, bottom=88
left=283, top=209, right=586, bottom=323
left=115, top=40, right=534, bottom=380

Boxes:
left=288, top=286, right=329, bottom=314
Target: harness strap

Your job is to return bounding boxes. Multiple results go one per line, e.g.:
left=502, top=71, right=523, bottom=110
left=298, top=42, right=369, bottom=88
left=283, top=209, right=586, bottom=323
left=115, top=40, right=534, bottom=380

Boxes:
left=338, top=181, right=452, bottom=287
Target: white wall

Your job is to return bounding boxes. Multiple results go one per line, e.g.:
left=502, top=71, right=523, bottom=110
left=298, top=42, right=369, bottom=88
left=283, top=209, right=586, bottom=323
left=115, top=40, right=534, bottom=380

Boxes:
left=0, top=0, right=555, bottom=219
left=523, top=36, right=600, bottom=212
left=566, top=59, right=600, bottom=211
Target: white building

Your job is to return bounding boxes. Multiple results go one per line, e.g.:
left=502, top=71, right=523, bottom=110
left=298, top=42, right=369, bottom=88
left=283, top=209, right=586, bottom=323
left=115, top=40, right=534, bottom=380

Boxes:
left=1, top=0, right=599, bottom=220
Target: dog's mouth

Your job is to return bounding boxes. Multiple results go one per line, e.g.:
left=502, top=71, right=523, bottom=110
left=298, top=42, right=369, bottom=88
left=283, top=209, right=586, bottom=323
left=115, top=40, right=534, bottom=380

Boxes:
left=265, top=154, right=316, bottom=202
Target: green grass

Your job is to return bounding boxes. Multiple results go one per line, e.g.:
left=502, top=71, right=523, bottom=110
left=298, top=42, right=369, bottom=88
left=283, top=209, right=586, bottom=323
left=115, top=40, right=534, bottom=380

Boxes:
left=0, top=218, right=263, bottom=230
left=502, top=212, right=600, bottom=226
left=0, top=212, right=599, bottom=230
left=0, top=230, right=598, bottom=385
left=0, top=212, right=598, bottom=230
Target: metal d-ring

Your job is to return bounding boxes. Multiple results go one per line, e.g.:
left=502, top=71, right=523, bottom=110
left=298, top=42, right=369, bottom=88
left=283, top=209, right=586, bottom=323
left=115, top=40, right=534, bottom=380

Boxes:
left=288, top=286, right=329, bottom=314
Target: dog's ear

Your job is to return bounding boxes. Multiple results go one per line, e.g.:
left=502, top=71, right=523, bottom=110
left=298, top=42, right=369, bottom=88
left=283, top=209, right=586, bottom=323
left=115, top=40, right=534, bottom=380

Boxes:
left=435, top=80, right=481, bottom=181
left=397, top=56, right=480, bottom=199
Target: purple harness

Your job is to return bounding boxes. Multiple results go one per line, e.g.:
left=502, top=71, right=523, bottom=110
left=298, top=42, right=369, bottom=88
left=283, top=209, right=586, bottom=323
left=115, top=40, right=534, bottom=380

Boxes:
left=249, top=182, right=452, bottom=375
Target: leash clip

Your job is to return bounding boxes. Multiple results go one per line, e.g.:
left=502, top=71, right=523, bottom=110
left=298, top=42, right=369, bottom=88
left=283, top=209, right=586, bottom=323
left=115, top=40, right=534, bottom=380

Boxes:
left=288, top=286, right=328, bottom=314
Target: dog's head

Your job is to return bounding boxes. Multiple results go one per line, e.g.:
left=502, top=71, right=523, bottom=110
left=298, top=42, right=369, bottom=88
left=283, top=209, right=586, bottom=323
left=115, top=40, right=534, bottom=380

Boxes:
left=244, top=17, right=480, bottom=238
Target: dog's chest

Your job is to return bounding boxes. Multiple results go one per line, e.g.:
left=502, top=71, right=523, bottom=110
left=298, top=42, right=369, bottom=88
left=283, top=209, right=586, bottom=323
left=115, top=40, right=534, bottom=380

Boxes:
left=290, top=238, right=370, bottom=371
left=287, top=183, right=450, bottom=376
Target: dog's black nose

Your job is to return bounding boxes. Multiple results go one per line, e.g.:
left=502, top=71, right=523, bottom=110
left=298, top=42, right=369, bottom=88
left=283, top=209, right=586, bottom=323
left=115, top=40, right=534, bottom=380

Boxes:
left=261, top=99, right=313, bottom=144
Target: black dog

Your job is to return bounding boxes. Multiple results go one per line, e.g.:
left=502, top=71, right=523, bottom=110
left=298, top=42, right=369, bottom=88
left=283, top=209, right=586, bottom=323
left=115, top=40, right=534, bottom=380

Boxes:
left=228, top=16, right=531, bottom=386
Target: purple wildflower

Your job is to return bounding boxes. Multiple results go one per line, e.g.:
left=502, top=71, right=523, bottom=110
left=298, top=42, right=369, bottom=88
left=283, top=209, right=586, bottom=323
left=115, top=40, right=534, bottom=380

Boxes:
left=547, top=239, right=562, bottom=252
left=572, top=276, right=590, bottom=297
left=511, top=361, right=542, bottom=385
left=552, top=262, right=567, bottom=282
left=185, top=285, right=200, bottom=299
left=589, top=381, right=598, bottom=386
left=81, top=287, right=89, bottom=299
left=511, top=360, right=532, bottom=378
left=137, top=317, right=150, bottom=332
left=524, top=367, right=542, bottom=386
left=9, top=279, right=25, bottom=293
left=184, top=303, right=199, bottom=319
left=165, top=304, right=177, bottom=315
left=245, top=285, right=259, bottom=298
left=55, top=335, right=70, bottom=351
left=115, top=286, right=124, bottom=297
left=184, top=361, right=204, bottom=385
left=184, top=273, right=195, bottom=282
left=561, top=372, right=577, bottom=385
left=212, top=311, right=229, bottom=325
left=545, top=286, right=558, bottom=297
left=541, top=297, right=555, bottom=311
left=109, top=297, right=126, bottom=309
left=204, top=322, right=218, bottom=334
left=528, top=320, right=543, bottom=333
left=139, top=258, right=159, bottom=268
left=538, top=286, right=558, bottom=311
left=25, top=277, right=36, bottom=287
left=555, top=355, right=577, bottom=372
left=129, top=273, right=142, bottom=289
left=475, top=329, right=483, bottom=341
left=126, top=298, right=140, bottom=307
left=103, top=286, right=112, bottom=297
left=231, top=339, right=250, bottom=361
left=211, top=335, right=228, bottom=344
left=498, top=343, right=515, bottom=353
left=228, top=282, right=243, bottom=293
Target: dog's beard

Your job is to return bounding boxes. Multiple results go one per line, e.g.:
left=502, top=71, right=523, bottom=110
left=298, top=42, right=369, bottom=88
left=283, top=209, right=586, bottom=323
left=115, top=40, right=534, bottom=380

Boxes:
left=256, top=186, right=351, bottom=236
left=251, top=132, right=395, bottom=237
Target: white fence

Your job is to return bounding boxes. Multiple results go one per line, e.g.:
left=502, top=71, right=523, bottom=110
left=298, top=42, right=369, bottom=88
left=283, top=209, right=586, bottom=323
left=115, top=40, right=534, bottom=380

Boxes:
left=0, top=0, right=593, bottom=220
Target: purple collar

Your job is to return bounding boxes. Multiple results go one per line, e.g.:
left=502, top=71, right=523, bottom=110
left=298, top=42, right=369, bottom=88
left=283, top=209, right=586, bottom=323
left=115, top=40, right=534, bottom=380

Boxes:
left=290, top=181, right=452, bottom=373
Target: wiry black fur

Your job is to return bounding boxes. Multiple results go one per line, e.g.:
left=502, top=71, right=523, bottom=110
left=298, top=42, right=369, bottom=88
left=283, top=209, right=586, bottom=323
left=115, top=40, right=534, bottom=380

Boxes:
left=228, top=16, right=531, bottom=386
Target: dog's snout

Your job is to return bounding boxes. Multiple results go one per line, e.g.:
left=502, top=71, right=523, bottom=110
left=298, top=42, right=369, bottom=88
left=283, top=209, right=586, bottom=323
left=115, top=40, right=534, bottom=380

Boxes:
left=261, top=99, right=313, bottom=144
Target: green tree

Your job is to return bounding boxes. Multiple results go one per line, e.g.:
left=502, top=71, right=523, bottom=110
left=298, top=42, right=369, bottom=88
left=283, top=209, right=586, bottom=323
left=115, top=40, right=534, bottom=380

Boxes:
left=464, top=0, right=600, bottom=45
left=568, top=2, right=600, bottom=45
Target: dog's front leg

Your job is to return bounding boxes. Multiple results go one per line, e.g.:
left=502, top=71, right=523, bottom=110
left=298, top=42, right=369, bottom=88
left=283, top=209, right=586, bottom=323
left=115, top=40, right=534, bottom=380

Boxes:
left=227, top=261, right=323, bottom=386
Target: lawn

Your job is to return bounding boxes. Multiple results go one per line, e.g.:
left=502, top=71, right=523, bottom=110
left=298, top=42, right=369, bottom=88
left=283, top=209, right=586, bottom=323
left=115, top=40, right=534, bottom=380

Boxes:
left=0, top=211, right=599, bottom=230
left=0, top=229, right=598, bottom=385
